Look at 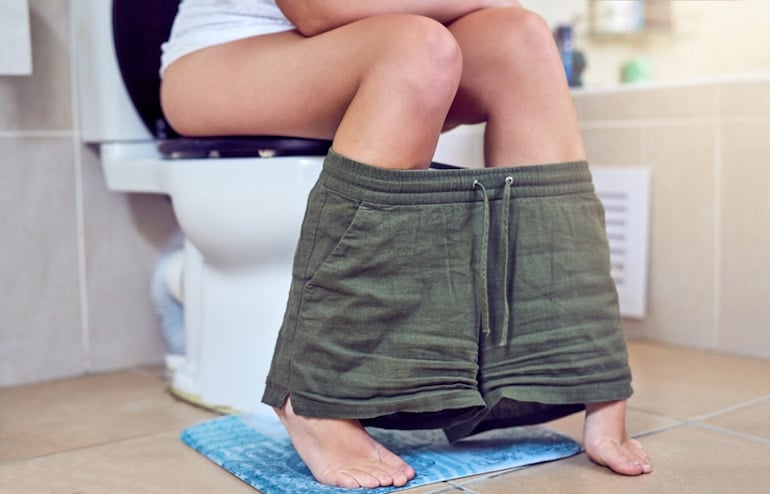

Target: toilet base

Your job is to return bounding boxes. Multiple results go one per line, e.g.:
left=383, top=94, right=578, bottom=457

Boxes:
left=101, top=142, right=324, bottom=416
left=170, top=240, right=296, bottom=416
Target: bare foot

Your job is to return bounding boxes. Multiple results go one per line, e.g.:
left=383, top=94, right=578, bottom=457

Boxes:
left=275, top=398, right=416, bottom=489
left=583, top=400, right=653, bottom=476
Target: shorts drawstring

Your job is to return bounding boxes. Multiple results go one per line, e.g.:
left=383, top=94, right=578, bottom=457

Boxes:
left=472, top=180, right=491, bottom=339
left=500, top=176, right=513, bottom=346
left=473, top=176, right=514, bottom=346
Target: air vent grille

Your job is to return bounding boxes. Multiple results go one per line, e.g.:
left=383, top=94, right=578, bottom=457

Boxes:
left=591, top=167, right=651, bottom=319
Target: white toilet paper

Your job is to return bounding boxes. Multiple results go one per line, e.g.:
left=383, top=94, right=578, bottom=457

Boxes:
left=0, top=0, right=32, bottom=75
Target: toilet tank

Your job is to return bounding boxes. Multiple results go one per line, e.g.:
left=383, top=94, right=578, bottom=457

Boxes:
left=71, top=0, right=151, bottom=143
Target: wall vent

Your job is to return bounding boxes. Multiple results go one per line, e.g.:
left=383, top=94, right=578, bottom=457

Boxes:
left=590, top=166, right=651, bottom=319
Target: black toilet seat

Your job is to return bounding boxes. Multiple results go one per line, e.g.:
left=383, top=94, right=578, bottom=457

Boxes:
left=111, top=0, right=331, bottom=160
left=156, top=136, right=332, bottom=159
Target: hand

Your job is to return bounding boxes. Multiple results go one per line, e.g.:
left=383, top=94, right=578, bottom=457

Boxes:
left=482, top=0, right=521, bottom=7
left=277, top=0, right=523, bottom=37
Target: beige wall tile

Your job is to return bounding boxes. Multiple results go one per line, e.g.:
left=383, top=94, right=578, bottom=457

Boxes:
left=718, top=122, right=770, bottom=360
left=636, top=124, right=718, bottom=348
left=719, top=80, right=770, bottom=119
left=637, top=84, right=719, bottom=121
left=81, top=145, right=180, bottom=371
left=0, top=0, right=72, bottom=131
left=0, top=137, right=84, bottom=387
left=582, top=126, right=643, bottom=165
left=573, top=89, right=644, bottom=122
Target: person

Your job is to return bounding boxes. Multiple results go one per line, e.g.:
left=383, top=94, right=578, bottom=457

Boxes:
left=160, top=0, right=653, bottom=489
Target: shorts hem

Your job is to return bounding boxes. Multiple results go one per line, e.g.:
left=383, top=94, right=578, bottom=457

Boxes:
left=264, top=383, right=486, bottom=424
left=486, top=382, right=634, bottom=407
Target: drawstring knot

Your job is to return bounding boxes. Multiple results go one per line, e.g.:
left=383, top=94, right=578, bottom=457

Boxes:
left=473, top=176, right=513, bottom=346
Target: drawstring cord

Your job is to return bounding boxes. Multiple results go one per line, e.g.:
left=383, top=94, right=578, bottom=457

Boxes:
left=500, top=176, right=513, bottom=346
left=473, top=176, right=514, bottom=346
left=472, top=180, right=491, bottom=338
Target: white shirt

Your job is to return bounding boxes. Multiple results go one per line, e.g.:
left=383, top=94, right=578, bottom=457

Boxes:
left=160, top=0, right=295, bottom=75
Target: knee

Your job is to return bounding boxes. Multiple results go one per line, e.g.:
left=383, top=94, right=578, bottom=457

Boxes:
left=374, top=15, right=463, bottom=107
left=486, top=8, right=562, bottom=70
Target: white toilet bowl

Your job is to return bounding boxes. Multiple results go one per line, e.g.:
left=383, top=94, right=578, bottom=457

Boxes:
left=102, top=140, right=323, bottom=415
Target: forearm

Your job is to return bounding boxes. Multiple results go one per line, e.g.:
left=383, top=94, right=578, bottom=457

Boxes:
left=276, top=0, right=513, bottom=36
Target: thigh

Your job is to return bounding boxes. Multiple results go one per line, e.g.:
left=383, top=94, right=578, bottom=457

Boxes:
left=442, top=7, right=541, bottom=128
left=160, top=29, right=354, bottom=138
left=160, top=15, right=437, bottom=140
left=441, top=7, right=585, bottom=168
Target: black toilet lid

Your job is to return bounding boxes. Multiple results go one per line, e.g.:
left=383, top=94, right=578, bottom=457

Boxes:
left=110, top=0, right=331, bottom=158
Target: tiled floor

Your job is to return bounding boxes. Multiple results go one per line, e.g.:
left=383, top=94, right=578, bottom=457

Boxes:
left=1, top=340, right=769, bottom=493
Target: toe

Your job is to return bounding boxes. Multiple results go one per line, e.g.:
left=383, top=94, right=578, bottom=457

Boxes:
left=332, top=472, right=361, bottom=489
left=335, top=469, right=379, bottom=489
left=368, top=466, right=396, bottom=487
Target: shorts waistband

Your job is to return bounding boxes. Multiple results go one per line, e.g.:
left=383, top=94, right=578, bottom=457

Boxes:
left=319, top=149, right=595, bottom=205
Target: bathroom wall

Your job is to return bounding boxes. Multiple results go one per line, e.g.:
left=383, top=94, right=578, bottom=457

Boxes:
left=574, top=77, right=770, bottom=360
left=0, top=0, right=179, bottom=387
left=527, top=0, right=770, bottom=88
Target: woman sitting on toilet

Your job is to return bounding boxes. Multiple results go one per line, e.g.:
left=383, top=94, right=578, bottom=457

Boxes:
left=160, top=0, right=653, bottom=488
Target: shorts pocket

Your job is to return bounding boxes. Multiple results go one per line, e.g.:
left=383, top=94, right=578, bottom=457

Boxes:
left=298, top=187, right=364, bottom=285
left=292, top=201, right=482, bottom=408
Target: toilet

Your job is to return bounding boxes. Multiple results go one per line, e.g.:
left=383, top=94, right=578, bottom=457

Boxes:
left=71, top=0, right=484, bottom=416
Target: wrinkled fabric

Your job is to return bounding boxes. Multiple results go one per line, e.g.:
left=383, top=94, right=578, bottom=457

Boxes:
left=262, top=150, right=632, bottom=439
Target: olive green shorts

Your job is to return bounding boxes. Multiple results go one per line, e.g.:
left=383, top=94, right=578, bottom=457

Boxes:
left=262, top=150, right=632, bottom=440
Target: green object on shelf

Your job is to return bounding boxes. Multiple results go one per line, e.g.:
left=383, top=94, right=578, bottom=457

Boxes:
left=621, top=58, right=654, bottom=83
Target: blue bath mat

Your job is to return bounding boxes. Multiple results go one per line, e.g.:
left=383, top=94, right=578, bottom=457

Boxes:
left=181, top=414, right=581, bottom=493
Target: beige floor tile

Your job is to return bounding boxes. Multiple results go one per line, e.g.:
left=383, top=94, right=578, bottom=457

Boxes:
left=703, top=397, right=770, bottom=442
left=450, top=407, right=678, bottom=491
left=400, top=483, right=463, bottom=493
left=456, top=424, right=770, bottom=494
left=0, top=370, right=216, bottom=462
left=626, top=341, right=770, bottom=419
left=0, top=432, right=254, bottom=494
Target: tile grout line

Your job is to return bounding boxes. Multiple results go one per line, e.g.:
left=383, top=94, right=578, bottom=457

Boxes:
left=692, top=422, right=770, bottom=447
left=689, top=394, right=770, bottom=422
left=430, top=483, right=479, bottom=494
left=68, top=5, right=91, bottom=373
left=580, top=117, right=719, bottom=129
left=712, top=87, right=723, bottom=349
left=0, top=130, right=75, bottom=138
left=631, top=421, right=689, bottom=439
left=0, top=430, right=181, bottom=468
left=578, top=116, right=770, bottom=130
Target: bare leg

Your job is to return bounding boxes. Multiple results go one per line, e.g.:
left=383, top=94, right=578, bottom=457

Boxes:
left=447, top=9, right=651, bottom=475
left=162, top=14, right=461, bottom=169
left=162, top=15, right=463, bottom=488
left=584, top=401, right=653, bottom=475
left=445, top=7, right=586, bottom=166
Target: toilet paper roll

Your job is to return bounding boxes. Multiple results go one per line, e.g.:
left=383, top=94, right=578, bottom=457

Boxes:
left=0, top=0, right=32, bottom=75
